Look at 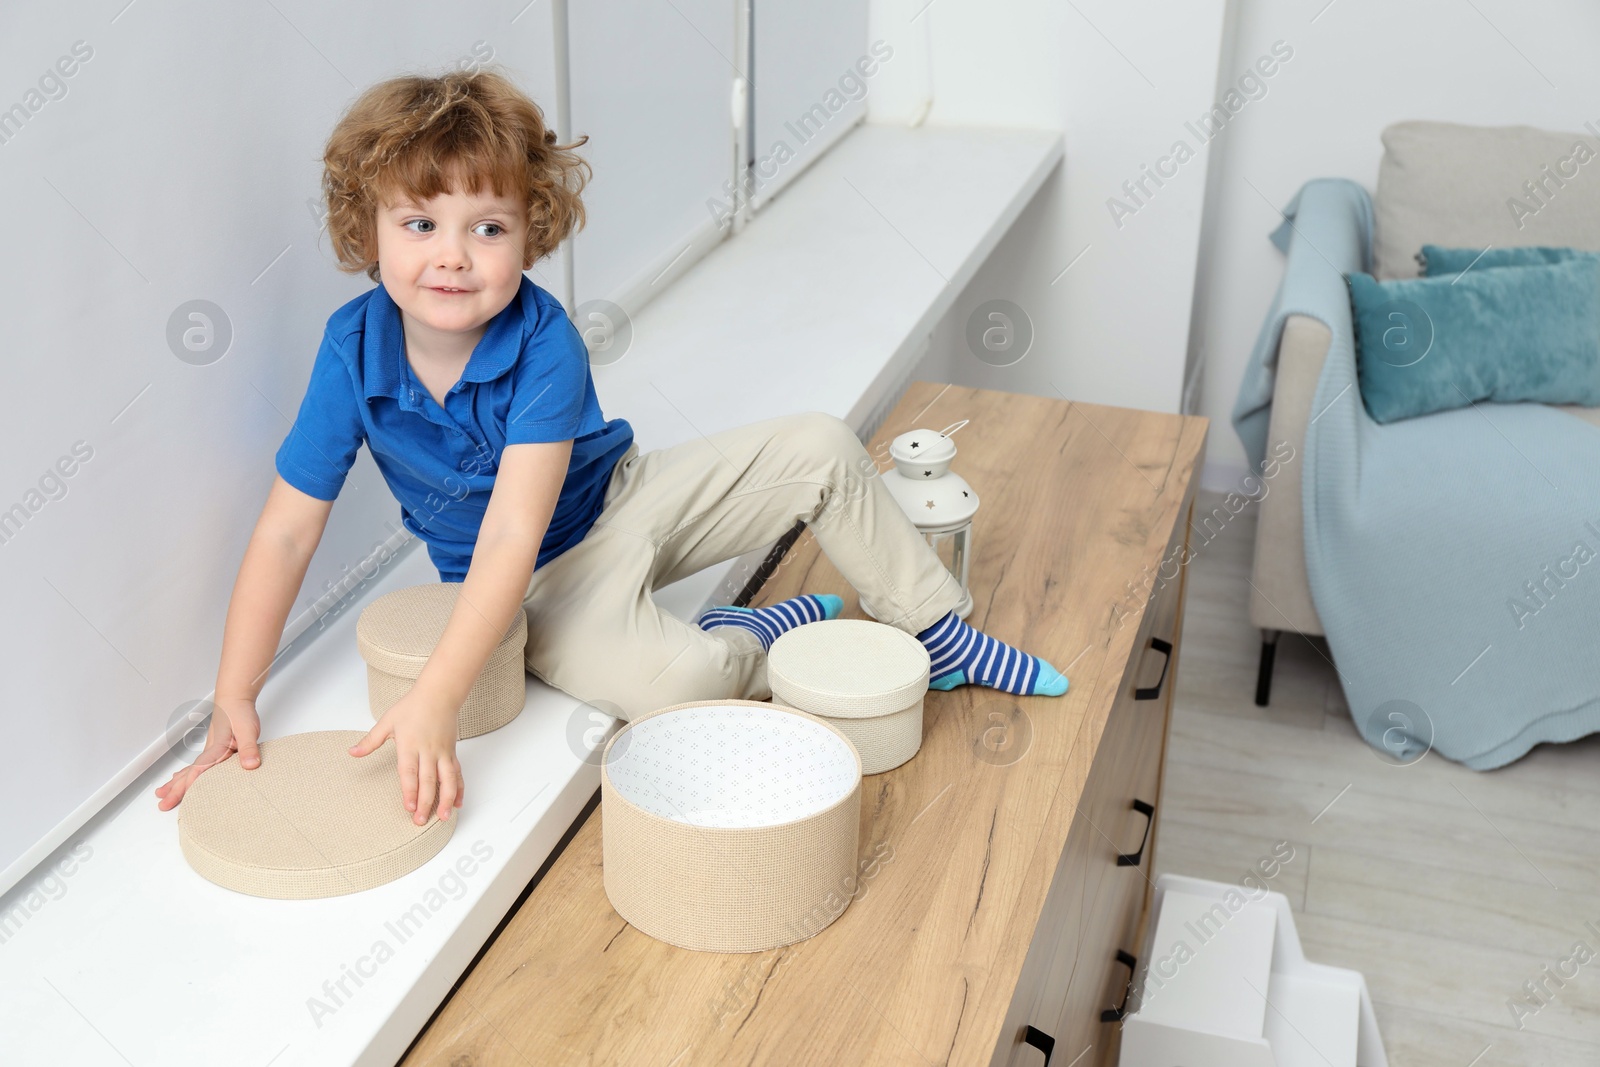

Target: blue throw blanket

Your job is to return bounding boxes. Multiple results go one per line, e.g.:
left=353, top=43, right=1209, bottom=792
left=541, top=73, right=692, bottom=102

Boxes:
left=1232, top=178, right=1600, bottom=769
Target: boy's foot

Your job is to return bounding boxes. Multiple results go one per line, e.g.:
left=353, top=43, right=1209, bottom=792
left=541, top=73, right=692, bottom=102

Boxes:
left=698, top=593, right=843, bottom=651
left=915, top=611, right=1068, bottom=696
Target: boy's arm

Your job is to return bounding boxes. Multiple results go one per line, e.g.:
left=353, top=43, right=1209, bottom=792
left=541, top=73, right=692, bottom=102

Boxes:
left=216, top=476, right=337, bottom=710
left=405, top=438, right=572, bottom=711
left=156, top=475, right=335, bottom=808
left=350, top=439, right=572, bottom=825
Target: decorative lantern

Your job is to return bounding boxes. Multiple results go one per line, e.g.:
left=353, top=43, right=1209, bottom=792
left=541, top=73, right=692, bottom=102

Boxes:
left=871, top=420, right=979, bottom=620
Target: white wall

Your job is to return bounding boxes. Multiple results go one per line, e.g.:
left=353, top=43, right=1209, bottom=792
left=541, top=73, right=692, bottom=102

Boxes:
left=0, top=2, right=569, bottom=896
left=1194, top=0, right=1600, bottom=482
left=867, top=0, right=1232, bottom=416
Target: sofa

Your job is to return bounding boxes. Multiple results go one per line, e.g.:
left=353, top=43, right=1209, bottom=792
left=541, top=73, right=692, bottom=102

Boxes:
left=1249, top=119, right=1600, bottom=704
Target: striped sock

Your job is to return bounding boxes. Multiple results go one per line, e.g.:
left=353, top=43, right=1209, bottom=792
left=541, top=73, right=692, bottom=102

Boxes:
left=698, top=593, right=843, bottom=651
left=916, top=611, right=1068, bottom=696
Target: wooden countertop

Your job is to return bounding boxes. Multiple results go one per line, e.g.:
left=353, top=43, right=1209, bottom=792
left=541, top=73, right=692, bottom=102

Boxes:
left=402, top=382, right=1207, bottom=1066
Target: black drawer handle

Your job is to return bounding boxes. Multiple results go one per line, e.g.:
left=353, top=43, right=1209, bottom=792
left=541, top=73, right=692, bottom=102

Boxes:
left=1022, top=1024, right=1055, bottom=1064
left=1134, top=637, right=1173, bottom=700
left=1099, top=949, right=1139, bottom=1022
left=1115, top=799, right=1156, bottom=867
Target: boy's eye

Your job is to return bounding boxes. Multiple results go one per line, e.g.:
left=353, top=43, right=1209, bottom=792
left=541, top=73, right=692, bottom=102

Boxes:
left=400, top=219, right=507, bottom=237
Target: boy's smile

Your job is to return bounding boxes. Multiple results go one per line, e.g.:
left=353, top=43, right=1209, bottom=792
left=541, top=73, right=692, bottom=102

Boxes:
left=375, top=182, right=526, bottom=371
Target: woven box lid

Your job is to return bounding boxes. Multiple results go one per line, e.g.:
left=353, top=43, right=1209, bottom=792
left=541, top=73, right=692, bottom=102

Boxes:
left=600, top=699, right=863, bottom=953
left=177, top=730, right=454, bottom=899
left=357, top=582, right=528, bottom=678
left=766, top=618, right=930, bottom=718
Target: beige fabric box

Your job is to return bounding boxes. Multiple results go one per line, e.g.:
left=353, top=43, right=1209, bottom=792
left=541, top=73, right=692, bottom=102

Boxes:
left=178, top=730, right=455, bottom=899
left=600, top=699, right=862, bottom=953
left=766, top=618, right=931, bottom=775
left=357, top=583, right=528, bottom=739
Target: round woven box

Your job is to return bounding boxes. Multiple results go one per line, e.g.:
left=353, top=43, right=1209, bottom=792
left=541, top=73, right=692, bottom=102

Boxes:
left=765, top=618, right=931, bottom=775
left=356, top=582, right=528, bottom=739
left=177, top=730, right=455, bottom=899
left=600, top=699, right=862, bottom=953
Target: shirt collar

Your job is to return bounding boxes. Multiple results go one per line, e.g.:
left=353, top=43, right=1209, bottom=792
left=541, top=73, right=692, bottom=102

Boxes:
left=361, top=275, right=532, bottom=402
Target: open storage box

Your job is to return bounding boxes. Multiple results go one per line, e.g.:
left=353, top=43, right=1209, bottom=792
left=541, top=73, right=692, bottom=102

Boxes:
left=599, top=699, right=863, bottom=953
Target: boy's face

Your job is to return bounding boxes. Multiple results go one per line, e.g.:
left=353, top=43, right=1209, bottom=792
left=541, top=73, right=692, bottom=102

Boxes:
left=374, top=182, right=526, bottom=346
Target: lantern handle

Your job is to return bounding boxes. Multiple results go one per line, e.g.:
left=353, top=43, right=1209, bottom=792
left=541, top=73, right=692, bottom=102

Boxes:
left=938, top=419, right=969, bottom=438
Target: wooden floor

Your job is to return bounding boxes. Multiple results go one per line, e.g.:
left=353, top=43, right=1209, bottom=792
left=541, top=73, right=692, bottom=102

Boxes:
left=1154, top=490, right=1600, bottom=1067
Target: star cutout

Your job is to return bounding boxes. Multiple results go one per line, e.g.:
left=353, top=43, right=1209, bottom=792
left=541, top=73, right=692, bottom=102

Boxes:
left=923, top=470, right=932, bottom=477
left=924, top=500, right=936, bottom=509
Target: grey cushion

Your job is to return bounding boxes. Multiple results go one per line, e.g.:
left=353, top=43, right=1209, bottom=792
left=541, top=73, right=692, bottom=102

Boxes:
left=1373, top=120, right=1600, bottom=280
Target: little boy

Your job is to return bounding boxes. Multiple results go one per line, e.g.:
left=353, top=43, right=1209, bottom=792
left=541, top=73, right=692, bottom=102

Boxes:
left=155, top=68, right=1065, bottom=828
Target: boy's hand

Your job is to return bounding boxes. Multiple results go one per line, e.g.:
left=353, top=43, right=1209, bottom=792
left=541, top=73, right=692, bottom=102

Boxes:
left=350, top=690, right=463, bottom=826
left=154, top=696, right=262, bottom=811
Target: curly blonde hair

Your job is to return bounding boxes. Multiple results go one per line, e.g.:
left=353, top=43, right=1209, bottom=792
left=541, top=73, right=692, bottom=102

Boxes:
left=321, top=67, right=590, bottom=283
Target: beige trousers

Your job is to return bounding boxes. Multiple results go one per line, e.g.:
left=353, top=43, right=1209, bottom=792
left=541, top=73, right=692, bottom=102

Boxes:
left=520, top=411, right=965, bottom=720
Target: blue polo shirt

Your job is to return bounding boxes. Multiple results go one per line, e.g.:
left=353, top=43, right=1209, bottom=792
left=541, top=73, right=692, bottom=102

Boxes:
left=274, top=275, right=633, bottom=582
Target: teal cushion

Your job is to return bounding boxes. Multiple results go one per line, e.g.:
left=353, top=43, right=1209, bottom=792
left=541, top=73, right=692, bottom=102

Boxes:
left=1420, top=244, right=1600, bottom=275
left=1348, top=258, right=1600, bottom=424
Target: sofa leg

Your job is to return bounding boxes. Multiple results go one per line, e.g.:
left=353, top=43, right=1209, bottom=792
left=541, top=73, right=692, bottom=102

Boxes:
left=1254, top=630, right=1280, bottom=707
